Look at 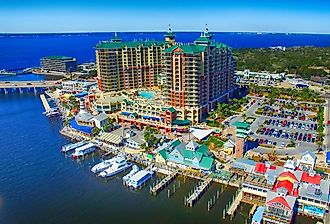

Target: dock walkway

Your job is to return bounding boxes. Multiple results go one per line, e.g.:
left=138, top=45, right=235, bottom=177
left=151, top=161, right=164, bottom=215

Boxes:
left=150, top=171, right=178, bottom=195
left=227, top=190, right=243, bottom=217
left=40, top=94, right=51, bottom=112
left=185, top=178, right=212, bottom=207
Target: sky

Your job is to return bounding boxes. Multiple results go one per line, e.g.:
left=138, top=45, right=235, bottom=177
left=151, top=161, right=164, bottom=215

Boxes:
left=0, top=0, right=330, bottom=33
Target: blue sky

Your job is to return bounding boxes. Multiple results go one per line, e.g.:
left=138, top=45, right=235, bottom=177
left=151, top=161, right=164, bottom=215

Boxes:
left=0, top=0, right=330, bottom=33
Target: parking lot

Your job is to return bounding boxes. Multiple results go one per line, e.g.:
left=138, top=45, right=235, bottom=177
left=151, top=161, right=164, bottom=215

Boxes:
left=240, top=97, right=320, bottom=154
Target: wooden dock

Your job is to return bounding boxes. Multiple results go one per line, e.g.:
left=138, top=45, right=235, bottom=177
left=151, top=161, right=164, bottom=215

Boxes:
left=40, top=94, right=51, bottom=112
left=150, top=171, right=178, bottom=195
left=227, top=190, right=243, bottom=218
left=184, top=178, right=212, bottom=207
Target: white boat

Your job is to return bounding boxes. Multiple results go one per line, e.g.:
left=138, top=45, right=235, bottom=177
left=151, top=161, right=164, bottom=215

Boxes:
left=98, top=156, right=132, bottom=178
left=91, top=157, right=118, bottom=174
left=61, top=141, right=86, bottom=153
left=72, top=143, right=97, bottom=159
left=123, top=165, right=140, bottom=183
left=0, top=69, right=16, bottom=76
left=126, top=170, right=154, bottom=189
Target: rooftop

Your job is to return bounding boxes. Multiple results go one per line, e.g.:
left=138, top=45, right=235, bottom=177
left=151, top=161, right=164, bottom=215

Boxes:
left=42, top=56, right=74, bottom=60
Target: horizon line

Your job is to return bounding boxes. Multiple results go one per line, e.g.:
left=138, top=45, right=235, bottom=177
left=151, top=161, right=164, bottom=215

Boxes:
left=1, top=30, right=330, bottom=35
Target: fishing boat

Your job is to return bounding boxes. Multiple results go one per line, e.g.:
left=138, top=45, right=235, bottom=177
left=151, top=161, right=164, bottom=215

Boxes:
left=61, top=141, right=86, bottom=153
left=98, top=156, right=132, bottom=178
left=91, top=157, right=118, bottom=174
left=72, top=143, right=97, bottom=159
left=123, top=165, right=140, bottom=184
left=125, top=170, right=154, bottom=189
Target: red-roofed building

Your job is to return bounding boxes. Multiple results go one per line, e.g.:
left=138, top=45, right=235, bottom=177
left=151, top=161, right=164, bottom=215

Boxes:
left=273, top=180, right=294, bottom=195
left=263, top=191, right=296, bottom=224
left=254, top=163, right=267, bottom=174
left=278, top=171, right=299, bottom=182
left=254, top=162, right=277, bottom=174
left=301, top=172, right=321, bottom=185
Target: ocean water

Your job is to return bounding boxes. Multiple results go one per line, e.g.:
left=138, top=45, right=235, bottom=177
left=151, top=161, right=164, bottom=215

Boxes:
left=0, top=32, right=330, bottom=70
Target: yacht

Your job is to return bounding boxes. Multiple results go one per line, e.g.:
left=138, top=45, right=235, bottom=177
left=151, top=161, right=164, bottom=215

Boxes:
left=98, top=156, right=132, bottom=178
left=72, top=143, right=97, bottom=159
left=123, top=165, right=140, bottom=183
left=61, top=141, right=86, bottom=153
left=126, top=170, right=154, bottom=189
left=91, top=157, right=117, bottom=174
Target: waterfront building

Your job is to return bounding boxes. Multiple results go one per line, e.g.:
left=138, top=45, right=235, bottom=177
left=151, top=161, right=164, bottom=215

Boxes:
left=297, top=150, right=316, bottom=172
left=233, top=157, right=330, bottom=220
left=96, top=32, right=172, bottom=92
left=156, top=139, right=215, bottom=171
left=41, top=56, right=78, bottom=73
left=162, top=26, right=237, bottom=123
left=263, top=191, right=296, bottom=224
left=60, top=80, right=96, bottom=95
left=69, top=101, right=109, bottom=137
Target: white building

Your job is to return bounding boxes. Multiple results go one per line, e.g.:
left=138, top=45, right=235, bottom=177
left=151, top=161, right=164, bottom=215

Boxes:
left=236, top=69, right=285, bottom=82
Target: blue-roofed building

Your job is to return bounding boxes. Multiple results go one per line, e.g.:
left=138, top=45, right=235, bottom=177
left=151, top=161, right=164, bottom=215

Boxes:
left=69, top=119, right=93, bottom=137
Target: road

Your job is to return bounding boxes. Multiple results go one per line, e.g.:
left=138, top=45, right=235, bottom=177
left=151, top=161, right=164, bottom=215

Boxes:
left=0, top=80, right=58, bottom=88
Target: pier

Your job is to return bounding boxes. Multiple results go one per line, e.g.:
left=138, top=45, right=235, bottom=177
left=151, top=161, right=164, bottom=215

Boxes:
left=150, top=171, right=178, bottom=195
left=225, top=189, right=243, bottom=219
left=184, top=177, right=212, bottom=207
left=40, top=94, right=51, bottom=112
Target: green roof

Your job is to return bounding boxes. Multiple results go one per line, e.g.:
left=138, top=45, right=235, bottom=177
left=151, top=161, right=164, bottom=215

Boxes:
left=210, top=42, right=230, bottom=49
left=131, top=112, right=138, bottom=117
left=164, top=44, right=206, bottom=54
left=172, top=119, right=191, bottom=126
left=194, top=36, right=211, bottom=43
left=123, top=99, right=133, bottom=105
left=159, top=149, right=168, bottom=160
left=200, top=157, right=214, bottom=170
left=162, top=107, right=176, bottom=113
left=97, top=40, right=167, bottom=49
left=233, top=121, right=250, bottom=129
left=171, top=139, right=181, bottom=147
left=164, top=32, right=175, bottom=37
left=42, top=56, right=73, bottom=60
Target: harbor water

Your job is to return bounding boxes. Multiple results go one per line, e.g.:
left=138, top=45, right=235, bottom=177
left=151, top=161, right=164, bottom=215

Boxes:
left=0, top=94, right=317, bottom=224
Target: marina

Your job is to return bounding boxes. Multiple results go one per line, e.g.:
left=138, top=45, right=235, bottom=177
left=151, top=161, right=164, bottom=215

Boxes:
left=184, top=178, right=212, bottom=207
left=150, top=171, right=178, bottom=195
left=98, top=156, right=132, bottom=178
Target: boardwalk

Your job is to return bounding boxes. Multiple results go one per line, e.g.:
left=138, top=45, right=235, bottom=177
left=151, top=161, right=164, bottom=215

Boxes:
left=150, top=171, right=178, bottom=195
left=227, top=190, right=243, bottom=217
left=40, top=94, right=51, bottom=112
left=185, top=178, right=212, bottom=207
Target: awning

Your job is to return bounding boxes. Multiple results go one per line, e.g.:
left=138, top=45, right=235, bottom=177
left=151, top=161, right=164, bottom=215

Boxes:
left=172, top=119, right=191, bottom=126
left=189, top=128, right=214, bottom=141
left=98, top=133, right=122, bottom=145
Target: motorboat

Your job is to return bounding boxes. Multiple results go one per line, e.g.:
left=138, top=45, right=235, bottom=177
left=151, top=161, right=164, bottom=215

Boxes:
left=123, top=165, right=140, bottom=183
left=61, top=141, right=86, bottom=153
left=98, top=156, right=132, bottom=178
left=91, top=157, right=117, bottom=174
left=72, top=143, right=97, bottom=159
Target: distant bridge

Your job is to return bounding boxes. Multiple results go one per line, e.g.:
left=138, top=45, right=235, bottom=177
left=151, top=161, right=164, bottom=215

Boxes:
left=0, top=81, right=59, bottom=94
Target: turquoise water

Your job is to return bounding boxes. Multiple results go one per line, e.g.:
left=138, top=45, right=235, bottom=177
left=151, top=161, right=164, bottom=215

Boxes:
left=139, top=91, right=155, bottom=99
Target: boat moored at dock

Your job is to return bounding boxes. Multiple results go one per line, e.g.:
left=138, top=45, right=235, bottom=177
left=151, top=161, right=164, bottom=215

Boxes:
left=61, top=141, right=86, bottom=153
left=72, top=142, right=97, bottom=159
left=125, top=170, right=154, bottom=189
left=91, top=157, right=117, bottom=174
left=123, top=165, right=140, bottom=184
left=98, top=156, right=132, bottom=178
